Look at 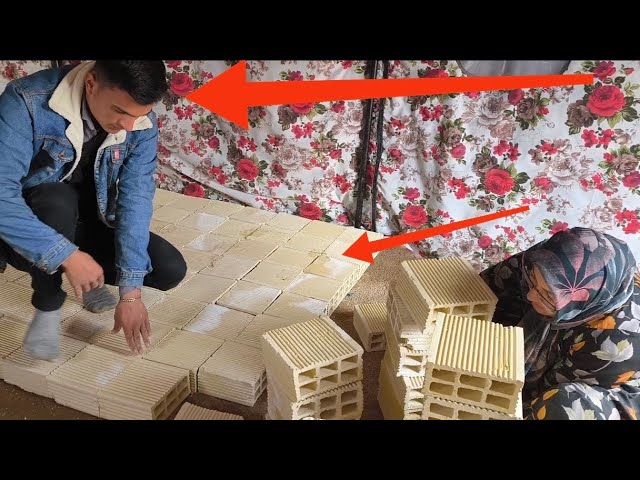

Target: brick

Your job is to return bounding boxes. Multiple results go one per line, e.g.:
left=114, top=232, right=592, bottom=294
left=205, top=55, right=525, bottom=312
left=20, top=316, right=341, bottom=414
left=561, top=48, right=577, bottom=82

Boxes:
left=384, top=319, right=428, bottom=377
left=261, top=316, right=363, bottom=402
left=353, top=303, right=387, bottom=352
left=2, top=336, right=88, bottom=398
left=377, top=357, right=422, bottom=421
left=268, top=373, right=362, bottom=420
left=174, top=402, right=243, bottom=420
left=98, top=359, right=190, bottom=420
left=142, top=330, right=225, bottom=392
left=422, top=394, right=523, bottom=420
left=198, top=340, right=266, bottom=407
left=397, top=257, right=498, bottom=333
left=47, top=345, right=134, bottom=416
left=423, top=313, right=524, bottom=415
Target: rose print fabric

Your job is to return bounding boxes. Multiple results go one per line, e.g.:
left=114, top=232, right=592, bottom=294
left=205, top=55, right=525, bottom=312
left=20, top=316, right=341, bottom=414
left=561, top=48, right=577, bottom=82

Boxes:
left=372, top=60, right=640, bottom=271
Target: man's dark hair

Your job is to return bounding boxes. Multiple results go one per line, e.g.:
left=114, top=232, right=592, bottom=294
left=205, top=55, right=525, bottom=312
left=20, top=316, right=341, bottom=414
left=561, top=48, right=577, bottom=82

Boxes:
left=93, top=61, right=168, bottom=105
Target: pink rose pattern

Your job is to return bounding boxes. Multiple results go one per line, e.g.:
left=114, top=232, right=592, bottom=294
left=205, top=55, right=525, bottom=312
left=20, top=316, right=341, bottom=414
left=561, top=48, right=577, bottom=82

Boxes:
left=10, top=60, right=638, bottom=271
left=370, top=60, right=640, bottom=270
left=0, top=60, right=51, bottom=92
left=152, top=60, right=365, bottom=222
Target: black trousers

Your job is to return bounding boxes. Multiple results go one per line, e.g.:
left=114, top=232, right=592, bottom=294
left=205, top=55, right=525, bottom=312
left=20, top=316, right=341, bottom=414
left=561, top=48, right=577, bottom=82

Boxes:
left=0, top=183, right=186, bottom=311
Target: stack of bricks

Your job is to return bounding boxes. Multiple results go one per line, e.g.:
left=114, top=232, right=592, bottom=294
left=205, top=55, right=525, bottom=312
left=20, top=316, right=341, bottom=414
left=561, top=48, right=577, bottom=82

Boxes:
left=261, top=316, right=364, bottom=420
left=378, top=256, right=525, bottom=420
left=352, top=303, right=387, bottom=352
left=422, top=313, right=524, bottom=420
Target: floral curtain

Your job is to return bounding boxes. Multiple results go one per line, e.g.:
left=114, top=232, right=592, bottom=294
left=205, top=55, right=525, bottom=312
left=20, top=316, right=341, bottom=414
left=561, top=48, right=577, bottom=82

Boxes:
left=370, top=60, right=640, bottom=270
left=155, top=60, right=369, bottom=227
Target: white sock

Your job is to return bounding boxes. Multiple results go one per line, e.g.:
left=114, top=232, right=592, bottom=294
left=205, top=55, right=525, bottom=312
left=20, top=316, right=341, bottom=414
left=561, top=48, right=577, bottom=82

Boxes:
left=23, top=308, right=61, bottom=360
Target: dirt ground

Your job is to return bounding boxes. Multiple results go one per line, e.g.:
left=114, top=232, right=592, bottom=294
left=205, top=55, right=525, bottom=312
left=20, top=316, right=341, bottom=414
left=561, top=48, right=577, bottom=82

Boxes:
left=0, top=246, right=418, bottom=420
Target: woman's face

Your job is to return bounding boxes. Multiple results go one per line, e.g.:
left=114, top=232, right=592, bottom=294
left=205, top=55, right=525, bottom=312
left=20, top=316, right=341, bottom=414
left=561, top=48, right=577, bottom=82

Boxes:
left=525, top=265, right=557, bottom=317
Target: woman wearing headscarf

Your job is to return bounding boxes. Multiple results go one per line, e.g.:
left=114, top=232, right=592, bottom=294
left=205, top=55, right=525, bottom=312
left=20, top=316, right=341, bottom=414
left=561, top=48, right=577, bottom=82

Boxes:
left=479, top=227, right=640, bottom=420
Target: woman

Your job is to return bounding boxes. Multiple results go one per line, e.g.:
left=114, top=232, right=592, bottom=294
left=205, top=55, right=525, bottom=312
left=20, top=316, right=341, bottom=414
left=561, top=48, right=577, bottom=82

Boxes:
left=479, top=227, right=640, bottom=420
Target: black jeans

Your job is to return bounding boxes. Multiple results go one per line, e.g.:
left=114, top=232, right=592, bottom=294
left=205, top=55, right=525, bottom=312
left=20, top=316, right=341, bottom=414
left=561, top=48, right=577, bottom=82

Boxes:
left=0, top=183, right=186, bottom=311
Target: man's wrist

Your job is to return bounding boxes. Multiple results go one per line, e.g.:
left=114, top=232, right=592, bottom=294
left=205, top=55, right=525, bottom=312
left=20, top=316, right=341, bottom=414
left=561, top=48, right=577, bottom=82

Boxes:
left=119, top=286, right=142, bottom=299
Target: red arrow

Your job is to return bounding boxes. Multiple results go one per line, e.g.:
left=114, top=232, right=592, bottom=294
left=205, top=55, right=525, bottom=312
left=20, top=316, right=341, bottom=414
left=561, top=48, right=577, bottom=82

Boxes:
left=343, top=205, right=530, bottom=263
left=185, top=61, right=593, bottom=129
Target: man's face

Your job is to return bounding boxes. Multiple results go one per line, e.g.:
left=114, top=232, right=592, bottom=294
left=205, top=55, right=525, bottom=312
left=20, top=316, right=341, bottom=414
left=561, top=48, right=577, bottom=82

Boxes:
left=85, top=71, right=154, bottom=134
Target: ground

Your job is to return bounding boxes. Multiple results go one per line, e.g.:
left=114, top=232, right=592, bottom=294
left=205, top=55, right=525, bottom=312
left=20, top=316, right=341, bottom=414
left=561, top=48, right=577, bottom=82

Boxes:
left=0, top=247, right=418, bottom=420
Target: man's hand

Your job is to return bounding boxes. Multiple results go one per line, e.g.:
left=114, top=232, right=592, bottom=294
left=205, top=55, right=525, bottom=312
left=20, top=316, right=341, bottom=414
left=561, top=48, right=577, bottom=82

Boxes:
left=113, top=288, right=151, bottom=355
left=61, top=250, right=104, bottom=298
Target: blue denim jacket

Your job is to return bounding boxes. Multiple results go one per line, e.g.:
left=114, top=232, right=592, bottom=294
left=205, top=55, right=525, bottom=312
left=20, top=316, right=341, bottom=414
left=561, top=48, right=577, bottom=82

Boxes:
left=0, top=62, right=158, bottom=287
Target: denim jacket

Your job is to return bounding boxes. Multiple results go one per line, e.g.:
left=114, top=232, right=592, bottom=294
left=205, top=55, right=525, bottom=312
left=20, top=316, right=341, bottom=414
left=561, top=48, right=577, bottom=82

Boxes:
left=0, top=61, right=158, bottom=287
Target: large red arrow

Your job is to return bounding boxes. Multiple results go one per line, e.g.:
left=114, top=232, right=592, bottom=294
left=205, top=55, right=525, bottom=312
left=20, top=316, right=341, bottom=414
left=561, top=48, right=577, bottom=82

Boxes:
left=185, top=61, right=593, bottom=129
left=343, top=205, right=530, bottom=263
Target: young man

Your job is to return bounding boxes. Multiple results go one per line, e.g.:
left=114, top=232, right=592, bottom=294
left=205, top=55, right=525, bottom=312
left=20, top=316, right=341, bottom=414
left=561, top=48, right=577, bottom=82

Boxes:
left=0, top=61, right=187, bottom=360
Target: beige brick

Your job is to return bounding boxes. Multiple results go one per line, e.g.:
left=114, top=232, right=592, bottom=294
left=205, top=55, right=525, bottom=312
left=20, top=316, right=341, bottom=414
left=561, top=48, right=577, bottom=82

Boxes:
left=183, top=304, right=254, bottom=340
left=377, top=357, right=422, bottom=421
left=211, top=219, right=259, bottom=238
left=384, top=320, right=428, bottom=377
left=224, top=239, right=278, bottom=261
left=268, top=373, right=362, bottom=420
left=263, top=292, right=327, bottom=323
left=299, top=220, right=345, bottom=241
left=166, top=194, right=211, bottom=212
left=397, top=257, right=498, bottom=333
left=261, top=316, right=363, bottom=402
left=47, top=345, right=134, bottom=416
left=286, top=273, right=342, bottom=302
left=264, top=247, right=318, bottom=269
left=90, top=323, right=175, bottom=357
left=353, top=303, right=386, bottom=352
left=381, top=351, right=425, bottom=411
left=147, top=296, right=207, bottom=329
left=178, top=212, right=226, bottom=232
left=422, top=394, right=523, bottom=420
left=158, top=224, right=203, bottom=247
left=0, top=317, right=29, bottom=379
left=2, top=336, right=88, bottom=398
left=247, top=226, right=294, bottom=245
left=150, top=218, right=171, bottom=233
left=152, top=205, right=192, bottom=223
left=199, top=255, right=260, bottom=280
left=241, top=262, right=302, bottom=290
left=198, top=340, right=266, bottom=407
left=60, top=310, right=113, bottom=342
left=98, top=359, right=190, bottom=420
left=235, top=314, right=303, bottom=349
left=265, top=212, right=310, bottom=232
left=216, top=281, right=281, bottom=315
left=304, top=255, right=358, bottom=282
left=174, top=402, right=243, bottom=420
left=152, top=188, right=183, bottom=208
left=178, top=248, right=219, bottom=275
left=200, top=200, right=245, bottom=217
left=168, top=274, right=236, bottom=303
left=185, top=233, right=238, bottom=255
left=386, top=285, right=431, bottom=351
left=142, top=330, right=225, bottom=392
left=424, top=313, right=524, bottom=415
left=285, top=232, right=333, bottom=254
left=229, top=206, right=277, bottom=224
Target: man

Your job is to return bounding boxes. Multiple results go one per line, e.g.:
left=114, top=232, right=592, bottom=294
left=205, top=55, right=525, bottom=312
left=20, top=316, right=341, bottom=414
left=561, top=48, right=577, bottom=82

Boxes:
left=0, top=60, right=187, bottom=360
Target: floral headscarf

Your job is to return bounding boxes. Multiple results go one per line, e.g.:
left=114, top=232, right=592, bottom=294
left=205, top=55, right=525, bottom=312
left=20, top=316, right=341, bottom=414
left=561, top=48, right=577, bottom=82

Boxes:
left=520, top=227, right=636, bottom=380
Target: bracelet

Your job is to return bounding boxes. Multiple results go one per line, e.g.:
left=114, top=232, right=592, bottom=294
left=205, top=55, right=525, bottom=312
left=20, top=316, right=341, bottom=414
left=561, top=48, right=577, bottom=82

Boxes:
left=119, top=297, right=142, bottom=303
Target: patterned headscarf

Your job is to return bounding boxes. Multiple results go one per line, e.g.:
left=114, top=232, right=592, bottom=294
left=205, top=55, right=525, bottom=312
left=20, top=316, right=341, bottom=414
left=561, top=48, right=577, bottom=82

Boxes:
left=519, top=227, right=636, bottom=380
